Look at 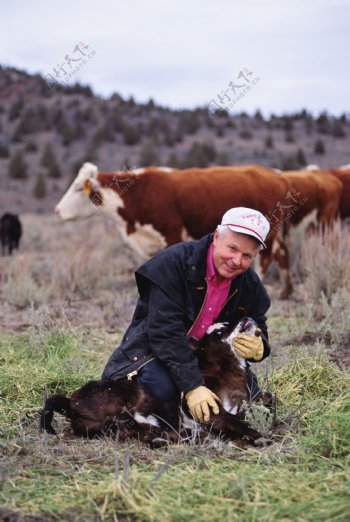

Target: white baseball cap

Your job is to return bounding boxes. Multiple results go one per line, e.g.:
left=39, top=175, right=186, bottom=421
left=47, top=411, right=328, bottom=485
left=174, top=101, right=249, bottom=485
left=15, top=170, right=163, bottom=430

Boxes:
left=220, top=207, right=270, bottom=248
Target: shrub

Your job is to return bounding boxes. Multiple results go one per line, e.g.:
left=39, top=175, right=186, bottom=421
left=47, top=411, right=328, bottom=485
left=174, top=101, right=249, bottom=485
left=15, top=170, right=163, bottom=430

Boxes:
left=12, top=105, right=51, bottom=138
left=41, top=143, right=61, bottom=178
left=254, top=110, right=264, bottom=122
left=8, top=98, right=23, bottom=121
left=332, top=122, right=346, bottom=138
left=163, top=129, right=175, bottom=147
left=304, top=116, right=313, bottom=132
left=41, top=142, right=55, bottom=167
left=265, top=135, right=274, bottom=148
left=217, top=151, right=230, bottom=166
left=316, top=112, right=331, bottom=134
left=285, top=130, right=295, bottom=143
left=8, top=149, right=28, bottom=179
left=167, top=153, right=180, bottom=168
left=215, top=125, right=225, bottom=138
left=300, top=221, right=350, bottom=302
left=26, top=140, right=38, bottom=153
left=181, top=142, right=217, bottom=168
left=139, top=141, right=159, bottom=167
left=314, top=139, right=325, bottom=154
left=48, top=161, right=62, bottom=179
left=0, top=142, right=10, bottom=158
left=239, top=126, right=253, bottom=140
left=278, top=153, right=299, bottom=170
left=2, top=256, right=45, bottom=308
left=296, top=147, right=307, bottom=166
left=101, top=116, right=116, bottom=142
left=61, top=121, right=75, bottom=146
left=33, top=172, right=47, bottom=199
left=72, top=112, right=86, bottom=139
left=123, top=125, right=141, bottom=145
left=178, top=111, right=200, bottom=135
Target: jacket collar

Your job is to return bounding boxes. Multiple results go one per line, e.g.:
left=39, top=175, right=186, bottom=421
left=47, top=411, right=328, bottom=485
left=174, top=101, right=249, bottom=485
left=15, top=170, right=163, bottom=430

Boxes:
left=186, top=233, right=213, bottom=283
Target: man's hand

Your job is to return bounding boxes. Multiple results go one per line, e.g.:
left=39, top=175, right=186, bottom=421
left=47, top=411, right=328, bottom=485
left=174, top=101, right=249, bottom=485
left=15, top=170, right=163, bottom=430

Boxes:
left=232, top=330, right=264, bottom=361
left=185, top=385, right=220, bottom=423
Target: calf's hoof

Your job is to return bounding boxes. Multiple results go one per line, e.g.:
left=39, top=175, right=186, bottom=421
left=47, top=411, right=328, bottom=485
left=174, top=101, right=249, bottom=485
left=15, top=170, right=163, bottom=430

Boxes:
left=150, top=437, right=169, bottom=449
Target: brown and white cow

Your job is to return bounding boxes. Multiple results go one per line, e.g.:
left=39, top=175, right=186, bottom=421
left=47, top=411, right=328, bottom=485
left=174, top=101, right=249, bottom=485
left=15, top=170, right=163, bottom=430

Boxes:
left=55, top=162, right=295, bottom=295
left=329, top=166, right=350, bottom=219
left=280, top=169, right=342, bottom=230
left=305, top=164, right=350, bottom=219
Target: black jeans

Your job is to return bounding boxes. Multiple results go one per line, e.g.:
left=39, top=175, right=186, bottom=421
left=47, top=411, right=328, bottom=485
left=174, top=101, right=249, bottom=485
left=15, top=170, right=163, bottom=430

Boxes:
left=136, top=359, right=178, bottom=401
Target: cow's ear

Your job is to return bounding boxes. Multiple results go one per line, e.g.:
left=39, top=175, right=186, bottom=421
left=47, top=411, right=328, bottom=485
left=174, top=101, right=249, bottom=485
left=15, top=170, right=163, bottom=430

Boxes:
left=83, top=179, right=92, bottom=196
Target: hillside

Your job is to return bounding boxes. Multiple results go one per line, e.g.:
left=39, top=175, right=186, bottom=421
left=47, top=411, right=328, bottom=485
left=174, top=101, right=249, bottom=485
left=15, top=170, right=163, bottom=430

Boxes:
left=0, top=65, right=349, bottom=215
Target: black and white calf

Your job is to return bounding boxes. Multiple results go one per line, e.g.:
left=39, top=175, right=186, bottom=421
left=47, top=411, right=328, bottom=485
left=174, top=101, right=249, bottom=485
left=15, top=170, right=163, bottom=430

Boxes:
left=40, top=318, right=270, bottom=444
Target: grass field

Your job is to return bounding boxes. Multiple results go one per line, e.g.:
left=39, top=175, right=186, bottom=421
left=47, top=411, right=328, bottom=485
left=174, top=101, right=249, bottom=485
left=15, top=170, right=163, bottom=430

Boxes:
left=1, top=215, right=350, bottom=521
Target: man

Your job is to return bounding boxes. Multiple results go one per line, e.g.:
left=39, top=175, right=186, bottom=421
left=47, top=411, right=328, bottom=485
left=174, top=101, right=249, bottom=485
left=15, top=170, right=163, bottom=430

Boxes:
left=102, top=207, right=271, bottom=424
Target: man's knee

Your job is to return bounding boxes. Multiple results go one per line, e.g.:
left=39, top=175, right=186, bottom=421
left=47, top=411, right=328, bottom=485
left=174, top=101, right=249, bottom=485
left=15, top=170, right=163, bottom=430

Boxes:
left=136, top=359, right=178, bottom=401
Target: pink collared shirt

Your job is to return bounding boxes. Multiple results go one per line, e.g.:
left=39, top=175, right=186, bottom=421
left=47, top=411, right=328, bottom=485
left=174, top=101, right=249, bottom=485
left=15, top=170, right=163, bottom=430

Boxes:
left=189, top=242, right=232, bottom=340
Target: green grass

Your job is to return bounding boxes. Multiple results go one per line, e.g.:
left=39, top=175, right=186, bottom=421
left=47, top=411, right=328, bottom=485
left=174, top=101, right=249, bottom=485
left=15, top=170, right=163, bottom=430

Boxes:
left=1, top=323, right=350, bottom=521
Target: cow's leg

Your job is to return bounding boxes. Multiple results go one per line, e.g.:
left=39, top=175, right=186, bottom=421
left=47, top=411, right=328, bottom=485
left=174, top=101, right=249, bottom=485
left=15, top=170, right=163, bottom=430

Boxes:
left=260, top=230, right=292, bottom=299
left=179, top=400, right=261, bottom=443
left=272, top=233, right=293, bottom=299
left=210, top=409, right=261, bottom=441
left=126, top=392, right=181, bottom=446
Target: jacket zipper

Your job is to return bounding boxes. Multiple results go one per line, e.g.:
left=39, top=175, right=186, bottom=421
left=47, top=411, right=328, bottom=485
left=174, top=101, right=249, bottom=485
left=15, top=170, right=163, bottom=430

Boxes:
left=221, top=287, right=238, bottom=311
left=127, top=357, right=155, bottom=381
left=187, top=282, right=239, bottom=336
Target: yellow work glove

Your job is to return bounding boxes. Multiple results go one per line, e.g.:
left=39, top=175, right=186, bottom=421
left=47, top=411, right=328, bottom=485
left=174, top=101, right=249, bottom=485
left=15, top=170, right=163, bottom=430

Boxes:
left=232, top=330, right=264, bottom=361
left=185, top=385, right=220, bottom=423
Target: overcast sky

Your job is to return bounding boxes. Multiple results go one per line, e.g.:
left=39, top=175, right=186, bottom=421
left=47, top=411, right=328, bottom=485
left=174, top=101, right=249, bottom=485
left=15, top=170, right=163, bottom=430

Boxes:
left=1, top=0, right=349, bottom=116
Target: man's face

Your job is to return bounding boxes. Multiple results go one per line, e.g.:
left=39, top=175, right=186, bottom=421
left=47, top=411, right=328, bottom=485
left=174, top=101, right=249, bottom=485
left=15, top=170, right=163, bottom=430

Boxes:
left=213, top=228, right=260, bottom=280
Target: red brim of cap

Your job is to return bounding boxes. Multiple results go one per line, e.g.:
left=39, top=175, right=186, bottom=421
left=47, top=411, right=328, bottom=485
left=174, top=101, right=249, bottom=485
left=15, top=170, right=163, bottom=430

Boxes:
left=227, top=224, right=267, bottom=248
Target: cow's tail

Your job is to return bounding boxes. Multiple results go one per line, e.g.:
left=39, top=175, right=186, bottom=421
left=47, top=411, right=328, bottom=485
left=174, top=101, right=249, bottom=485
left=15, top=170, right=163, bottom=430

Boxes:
left=40, top=394, right=71, bottom=435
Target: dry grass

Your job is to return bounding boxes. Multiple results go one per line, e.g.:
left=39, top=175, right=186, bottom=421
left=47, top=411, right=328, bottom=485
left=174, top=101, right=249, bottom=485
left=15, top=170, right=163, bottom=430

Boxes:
left=300, top=220, right=350, bottom=301
left=0, top=214, right=139, bottom=331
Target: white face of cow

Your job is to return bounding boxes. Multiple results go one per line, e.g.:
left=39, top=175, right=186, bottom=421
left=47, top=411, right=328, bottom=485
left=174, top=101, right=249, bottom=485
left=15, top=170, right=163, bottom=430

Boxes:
left=55, top=162, right=100, bottom=220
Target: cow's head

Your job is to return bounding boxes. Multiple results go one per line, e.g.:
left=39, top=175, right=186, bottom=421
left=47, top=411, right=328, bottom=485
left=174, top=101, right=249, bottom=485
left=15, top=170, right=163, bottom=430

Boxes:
left=55, top=162, right=101, bottom=220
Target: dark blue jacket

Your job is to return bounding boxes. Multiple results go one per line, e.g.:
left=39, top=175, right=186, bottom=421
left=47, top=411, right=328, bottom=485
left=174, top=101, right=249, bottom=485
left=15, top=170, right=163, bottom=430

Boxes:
left=101, top=233, right=271, bottom=393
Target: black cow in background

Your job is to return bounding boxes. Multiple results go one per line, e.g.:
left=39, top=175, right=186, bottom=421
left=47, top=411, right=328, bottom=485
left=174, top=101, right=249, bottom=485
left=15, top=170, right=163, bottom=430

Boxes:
left=0, top=213, right=22, bottom=255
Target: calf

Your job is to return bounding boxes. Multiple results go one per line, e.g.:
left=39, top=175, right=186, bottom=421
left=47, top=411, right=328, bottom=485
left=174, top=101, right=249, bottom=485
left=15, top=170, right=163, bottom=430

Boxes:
left=0, top=213, right=22, bottom=255
left=40, top=318, right=268, bottom=445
